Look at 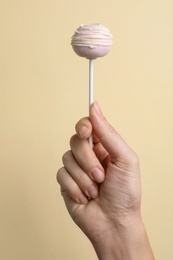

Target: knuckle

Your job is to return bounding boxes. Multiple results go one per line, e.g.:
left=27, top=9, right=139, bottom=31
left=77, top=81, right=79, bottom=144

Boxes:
left=128, top=150, right=139, bottom=167
left=105, top=119, right=115, bottom=135
left=75, top=117, right=90, bottom=130
left=70, top=134, right=78, bottom=147
left=62, top=150, right=72, bottom=164
left=107, top=123, right=115, bottom=134
left=56, top=167, right=65, bottom=183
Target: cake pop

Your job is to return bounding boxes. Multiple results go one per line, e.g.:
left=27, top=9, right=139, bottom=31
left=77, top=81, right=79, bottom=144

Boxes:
left=71, top=24, right=113, bottom=147
left=71, top=23, right=113, bottom=59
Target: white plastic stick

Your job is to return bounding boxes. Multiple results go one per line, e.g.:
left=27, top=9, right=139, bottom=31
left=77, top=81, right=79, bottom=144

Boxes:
left=89, top=59, right=94, bottom=148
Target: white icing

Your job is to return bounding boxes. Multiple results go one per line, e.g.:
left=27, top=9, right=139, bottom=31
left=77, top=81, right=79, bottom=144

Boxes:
left=71, top=24, right=113, bottom=48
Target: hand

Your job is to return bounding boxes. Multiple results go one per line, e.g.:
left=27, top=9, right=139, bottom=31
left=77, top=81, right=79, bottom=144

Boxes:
left=57, top=102, right=154, bottom=260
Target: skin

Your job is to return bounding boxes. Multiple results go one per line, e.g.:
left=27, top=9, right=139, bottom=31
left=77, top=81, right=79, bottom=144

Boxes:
left=57, top=102, right=155, bottom=260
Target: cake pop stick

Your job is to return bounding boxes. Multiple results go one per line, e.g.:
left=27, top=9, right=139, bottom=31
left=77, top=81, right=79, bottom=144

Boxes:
left=71, top=24, right=113, bottom=147
left=89, top=59, right=94, bottom=108
left=89, top=59, right=94, bottom=147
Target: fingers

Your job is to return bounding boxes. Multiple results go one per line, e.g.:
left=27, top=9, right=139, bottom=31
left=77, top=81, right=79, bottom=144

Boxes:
left=57, top=101, right=138, bottom=206
left=90, top=102, right=138, bottom=168
left=57, top=115, right=107, bottom=205
left=75, top=103, right=137, bottom=167
left=57, top=150, right=99, bottom=204
left=93, top=142, right=109, bottom=165
left=57, top=167, right=89, bottom=205
left=70, top=135, right=105, bottom=183
left=75, top=117, right=108, bottom=163
left=62, top=150, right=99, bottom=198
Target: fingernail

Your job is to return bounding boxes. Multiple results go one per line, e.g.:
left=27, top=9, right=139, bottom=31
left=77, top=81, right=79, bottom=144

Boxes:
left=87, top=184, right=98, bottom=199
left=91, top=167, right=104, bottom=183
left=93, top=101, right=103, bottom=117
left=78, top=193, right=88, bottom=205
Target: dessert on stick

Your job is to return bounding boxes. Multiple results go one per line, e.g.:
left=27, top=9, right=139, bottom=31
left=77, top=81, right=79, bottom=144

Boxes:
left=71, top=23, right=113, bottom=59
left=71, top=23, right=113, bottom=146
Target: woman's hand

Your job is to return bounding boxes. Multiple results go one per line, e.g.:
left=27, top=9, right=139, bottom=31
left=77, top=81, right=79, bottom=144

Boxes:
left=57, top=102, right=154, bottom=260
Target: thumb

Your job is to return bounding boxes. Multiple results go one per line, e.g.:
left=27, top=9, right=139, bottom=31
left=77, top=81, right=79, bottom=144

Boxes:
left=90, top=102, right=136, bottom=166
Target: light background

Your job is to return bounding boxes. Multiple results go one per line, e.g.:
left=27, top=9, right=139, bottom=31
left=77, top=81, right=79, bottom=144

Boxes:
left=0, top=0, right=173, bottom=259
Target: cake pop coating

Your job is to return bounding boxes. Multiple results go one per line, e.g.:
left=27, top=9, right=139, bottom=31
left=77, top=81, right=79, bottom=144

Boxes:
left=71, top=24, right=113, bottom=59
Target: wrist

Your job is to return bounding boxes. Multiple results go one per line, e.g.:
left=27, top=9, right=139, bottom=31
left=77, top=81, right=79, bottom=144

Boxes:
left=91, top=212, right=154, bottom=260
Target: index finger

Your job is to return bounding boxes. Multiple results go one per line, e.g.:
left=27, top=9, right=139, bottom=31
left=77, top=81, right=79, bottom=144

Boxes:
left=75, top=117, right=109, bottom=163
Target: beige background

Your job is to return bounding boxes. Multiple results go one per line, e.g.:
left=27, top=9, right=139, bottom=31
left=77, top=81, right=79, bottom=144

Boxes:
left=0, top=0, right=173, bottom=259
